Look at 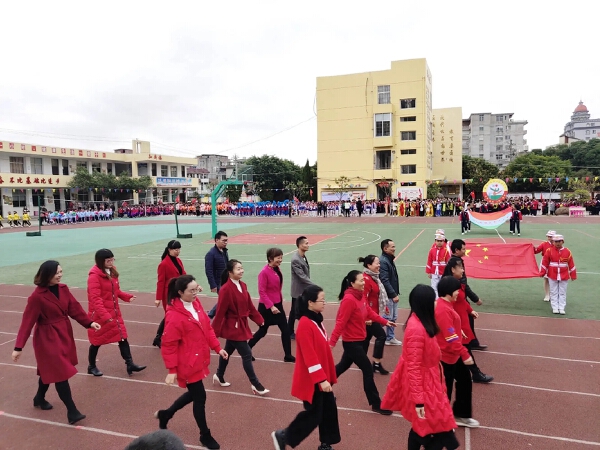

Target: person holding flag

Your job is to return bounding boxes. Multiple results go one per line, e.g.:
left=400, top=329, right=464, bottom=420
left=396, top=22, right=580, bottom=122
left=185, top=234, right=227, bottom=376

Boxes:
left=539, top=234, right=577, bottom=315
left=459, top=207, right=470, bottom=235
left=426, top=233, right=451, bottom=296
left=534, top=230, right=556, bottom=301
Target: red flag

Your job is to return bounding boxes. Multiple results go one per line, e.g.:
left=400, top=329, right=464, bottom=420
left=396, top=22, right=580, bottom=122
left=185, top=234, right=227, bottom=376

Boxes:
left=309, top=188, right=313, bottom=197
left=462, top=242, right=539, bottom=279
left=470, top=191, right=475, bottom=199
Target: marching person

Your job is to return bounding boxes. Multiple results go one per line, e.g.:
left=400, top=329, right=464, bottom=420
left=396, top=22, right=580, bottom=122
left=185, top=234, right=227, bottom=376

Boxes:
left=22, top=210, right=32, bottom=227
left=205, top=231, right=229, bottom=319
left=534, top=230, right=556, bottom=302
left=510, top=205, right=522, bottom=236
left=329, top=270, right=395, bottom=415
left=425, top=233, right=451, bottom=296
left=435, top=276, right=479, bottom=428
left=379, top=239, right=402, bottom=346
left=13, top=260, right=101, bottom=425
left=540, top=234, right=577, bottom=315
left=289, top=236, right=314, bottom=340
left=86, top=249, right=146, bottom=377
left=155, top=275, right=227, bottom=450
left=211, top=259, right=269, bottom=395
left=359, top=254, right=390, bottom=375
left=271, top=285, right=340, bottom=450
left=381, top=284, right=459, bottom=450
left=459, top=207, right=470, bottom=235
left=154, top=240, right=185, bottom=348
left=249, top=248, right=295, bottom=363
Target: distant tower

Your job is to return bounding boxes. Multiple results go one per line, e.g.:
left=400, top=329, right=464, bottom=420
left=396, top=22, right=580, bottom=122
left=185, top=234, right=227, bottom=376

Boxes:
left=571, top=101, right=590, bottom=122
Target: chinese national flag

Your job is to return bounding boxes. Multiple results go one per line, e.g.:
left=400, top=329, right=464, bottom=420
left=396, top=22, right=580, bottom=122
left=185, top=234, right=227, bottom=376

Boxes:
left=463, top=242, right=539, bottom=279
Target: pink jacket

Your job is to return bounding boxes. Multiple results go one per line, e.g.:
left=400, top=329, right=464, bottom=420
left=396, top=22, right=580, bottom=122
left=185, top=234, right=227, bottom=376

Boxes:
left=258, top=264, right=283, bottom=308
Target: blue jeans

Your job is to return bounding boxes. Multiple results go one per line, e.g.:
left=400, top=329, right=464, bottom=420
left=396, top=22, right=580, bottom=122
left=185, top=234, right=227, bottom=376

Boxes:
left=383, top=298, right=398, bottom=341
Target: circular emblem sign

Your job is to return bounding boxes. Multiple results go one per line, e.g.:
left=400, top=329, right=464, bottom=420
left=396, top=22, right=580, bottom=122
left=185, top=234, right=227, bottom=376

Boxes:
left=482, top=178, right=508, bottom=204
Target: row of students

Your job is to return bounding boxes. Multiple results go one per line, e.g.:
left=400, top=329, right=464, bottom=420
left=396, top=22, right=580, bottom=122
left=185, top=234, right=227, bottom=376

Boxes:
left=0, top=211, right=31, bottom=227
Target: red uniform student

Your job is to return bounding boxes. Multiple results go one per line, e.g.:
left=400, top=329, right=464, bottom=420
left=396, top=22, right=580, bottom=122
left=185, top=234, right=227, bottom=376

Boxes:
left=329, top=270, right=395, bottom=415
left=534, top=230, right=555, bottom=302
left=156, top=275, right=227, bottom=450
left=272, top=285, right=340, bottom=450
left=425, top=233, right=451, bottom=296
left=154, top=240, right=186, bottom=348
left=12, top=261, right=100, bottom=425
left=381, top=284, right=459, bottom=450
left=540, top=234, right=577, bottom=315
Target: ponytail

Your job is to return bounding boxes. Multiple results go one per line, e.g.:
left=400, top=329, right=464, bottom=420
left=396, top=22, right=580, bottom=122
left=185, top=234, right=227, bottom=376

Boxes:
left=167, top=274, right=196, bottom=305
left=357, top=254, right=377, bottom=268
left=338, top=270, right=362, bottom=300
left=296, top=284, right=323, bottom=318
left=220, top=259, right=242, bottom=287
left=161, top=240, right=182, bottom=260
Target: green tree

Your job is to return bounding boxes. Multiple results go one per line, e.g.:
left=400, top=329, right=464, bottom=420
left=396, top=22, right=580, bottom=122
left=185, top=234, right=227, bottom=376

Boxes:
left=285, top=181, right=308, bottom=202
left=300, top=159, right=316, bottom=200
left=503, top=153, right=571, bottom=194
left=67, top=167, right=95, bottom=190
left=426, top=182, right=441, bottom=199
left=462, top=156, right=500, bottom=197
left=326, top=176, right=352, bottom=210
left=544, top=138, right=600, bottom=176
left=224, top=185, right=242, bottom=203
left=246, top=155, right=301, bottom=201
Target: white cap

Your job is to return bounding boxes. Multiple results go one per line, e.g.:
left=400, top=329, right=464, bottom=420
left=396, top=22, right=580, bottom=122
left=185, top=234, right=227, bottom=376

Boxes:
left=546, top=230, right=556, bottom=237
left=435, top=229, right=445, bottom=235
left=552, top=234, right=564, bottom=241
left=435, top=234, right=445, bottom=240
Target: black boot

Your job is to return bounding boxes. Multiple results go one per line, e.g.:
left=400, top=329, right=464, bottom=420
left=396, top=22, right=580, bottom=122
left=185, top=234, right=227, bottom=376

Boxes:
left=200, top=430, right=220, bottom=450
left=55, top=381, right=85, bottom=425
left=372, top=362, right=389, bottom=375
left=119, top=339, right=146, bottom=376
left=33, top=377, right=53, bottom=410
left=472, top=369, right=494, bottom=383
left=87, top=345, right=103, bottom=376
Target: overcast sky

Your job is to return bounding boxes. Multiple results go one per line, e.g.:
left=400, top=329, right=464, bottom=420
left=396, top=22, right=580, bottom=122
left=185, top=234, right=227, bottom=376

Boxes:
left=1, top=1, right=598, bottom=166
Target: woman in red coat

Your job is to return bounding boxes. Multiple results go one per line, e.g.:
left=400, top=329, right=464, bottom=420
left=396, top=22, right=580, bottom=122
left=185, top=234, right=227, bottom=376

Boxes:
left=272, top=285, right=340, bottom=450
left=153, top=240, right=185, bottom=348
left=12, top=260, right=101, bottom=425
left=155, top=274, right=228, bottom=450
left=381, top=284, right=459, bottom=450
left=86, top=248, right=146, bottom=377
left=211, top=259, right=269, bottom=395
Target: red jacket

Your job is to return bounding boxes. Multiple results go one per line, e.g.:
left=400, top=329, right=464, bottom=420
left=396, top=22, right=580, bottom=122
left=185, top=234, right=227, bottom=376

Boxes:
left=329, top=288, right=387, bottom=346
left=451, top=285, right=475, bottom=344
left=534, top=240, right=553, bottom=255
left=87, top=265, right=133, bottom=346
left=381, top=315, right=456, bottom=436
left=292, top=315, right=337, bottom=403
left=363, top=273, right=385, bottom=315
left=156, top=256, right=186, bottom=311
left=425, top=246, right=451, bottom=276
left=435, top=298, right=471, bottom=364
left=212, top=278, right=264, bottom=340
left=16, top=284, right=92, bottom=384
left=540, top=246, right=577, bottom=281
left=258, top=264, right=283, bottom=309
left=161, top=298, right=222, bottom=388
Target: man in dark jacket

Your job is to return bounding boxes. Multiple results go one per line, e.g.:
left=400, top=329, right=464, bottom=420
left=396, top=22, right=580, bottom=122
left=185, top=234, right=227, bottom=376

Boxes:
left=379, top=239, right=401, bottom=345
left=205, top=231, right=229, bottom=319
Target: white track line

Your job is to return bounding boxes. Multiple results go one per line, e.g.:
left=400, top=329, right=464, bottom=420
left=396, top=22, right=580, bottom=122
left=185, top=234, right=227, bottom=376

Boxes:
left=490, top=381, right=600, bottom=398
left=484, top=350, right=600, bottom=365
left=477, top=327, right=600, bottom=340
left=465, top=427, right=471, bottom=450
left=478, top=425, right=600, bottom=446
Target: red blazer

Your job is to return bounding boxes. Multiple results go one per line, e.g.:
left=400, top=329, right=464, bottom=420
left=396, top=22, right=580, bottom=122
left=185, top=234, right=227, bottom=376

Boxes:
left=156, top=256, right=186, bottom=311
left=161, top=298, right=222, bottom=388
left=540, top=246, right=577, bottom=281
left=87, top=265, right=134, bottom=346
left=258, top=264, right=283, bottom=308
left=212, top=278, right=264, bottom=340
left=292, top=315, right=337, bottom=403
left=329, top=288, right=387, bottom=346
left=381, top=315, right=456, bottom=436
left=425, top=246, right=451, bottom=276
left=534, top=241, right=553, bottom=255
left=451, top=285, right=475, bottom=344
left=435, top=298, right=471, bottom=364
left=363, top=273, right=381, bottom=315
left=16, top=284, right=92, bottom=384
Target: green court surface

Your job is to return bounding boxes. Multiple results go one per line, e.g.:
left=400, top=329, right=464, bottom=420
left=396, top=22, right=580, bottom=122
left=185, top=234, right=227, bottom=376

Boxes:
left=1, top=218, right=598, bottom=320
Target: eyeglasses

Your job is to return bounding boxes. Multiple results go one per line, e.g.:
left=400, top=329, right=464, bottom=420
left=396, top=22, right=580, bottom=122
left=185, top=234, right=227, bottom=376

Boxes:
left=187, top=289, right=201, bottom=294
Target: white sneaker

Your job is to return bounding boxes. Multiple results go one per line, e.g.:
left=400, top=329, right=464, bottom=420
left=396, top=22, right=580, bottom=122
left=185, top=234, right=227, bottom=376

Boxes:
left=454, top=417, right=480, bottom=428
left=385, top=338, right=402, bottom=346
left=552, top=309, right=559, bottom=314
left=559, top=310, right=566, bottom=315
left=543, top=295, right=550, bottom=302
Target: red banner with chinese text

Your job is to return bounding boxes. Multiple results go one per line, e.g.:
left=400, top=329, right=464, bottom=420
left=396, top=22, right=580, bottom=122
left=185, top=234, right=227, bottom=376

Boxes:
left=463, top=241, right=539, bottom=279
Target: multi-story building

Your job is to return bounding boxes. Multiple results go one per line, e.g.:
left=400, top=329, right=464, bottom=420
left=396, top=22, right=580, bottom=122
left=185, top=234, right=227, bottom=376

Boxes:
left=0, top=139, right=198, bottom=215
left=563, top=101, right=600, bottom=142
left=196, top=154, right=228, bottom=184
left=317, top=58, right=460, bottom=200
left=431, top=107, right=463, bottom=198
left=462, top=113, right=528, bottom=169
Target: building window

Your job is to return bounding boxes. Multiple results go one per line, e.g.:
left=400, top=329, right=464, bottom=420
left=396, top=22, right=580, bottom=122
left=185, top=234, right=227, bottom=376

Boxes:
left=400, top=98, right=416, bottom=109
left=478, top=153, right=484, bottom=158
left=479, top=126, right=484, bottom=132
left=496, top=115, right=503, bottom=122
left=107, top=163, right=113, bottom=174
left=401, top=131, right=416, bottom=141
left=586, top=130, right=590, bottom=135
left=32, top=157, right=43, bottom=174
left=479, top=114, right=485, bottom=121
left=10, top=157, right=25, bottom=173
left=92, top=162, right=102, bottom=173
left=400, top=116, right=416, bottom=122
left=77, top=161, right=88, bottom=170
left=375, top=150, right=391, bottom=170
left=12, top=191, right=26, bottom=207
left=479, top=144, right=484, bottom=151
left=51, top=158, right=59, bottom=176
left=377, top=85, right=391, bottom=104
left=151, top=163, right=156, bottom=176
left=496, top=145, right=503, bottom=151
left=374, top=113, right=392, bottom=137
left=181, top=166, right=186, bottom=177
left=400, top=149, right=417, bottom=155
left=161, top=165, right=168, bottom=176
left=496, top=137, right=503, bottom=142
left=62, top=159, right=69, bottom=175
left=401, top=164, right=417, bottom=174
left=170, top=166, right=178, bottom=177
left=496, top=127, right=503, bottom=134
left=496, top=154, right=503, bottom=160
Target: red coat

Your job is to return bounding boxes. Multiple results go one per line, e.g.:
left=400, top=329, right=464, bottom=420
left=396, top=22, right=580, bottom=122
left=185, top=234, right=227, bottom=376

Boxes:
left=435, top=298, right=471, bottom=364
left=534, top=240, right=553, bottom=255
left=329, top=288, right=387, bottom=346
left=87, top=265, right=134, bottom=346
left=292, top=315, right=337, bottom=403
left=381, top=315, right=456, bottom=436
left=363, top=273, right=384, bottom=315
left=156, top=256, right=186, bottom=311
left=161, top=298, right=222, bottom=388
left=540, top=246, right=577, bottom=281
left=15, top=284, right=92, bottom=384
left=212, top=278, right=264, bottom=340
left=425, top=246, right=451, bottom=276
left=452, top=285, right=475, bottom=344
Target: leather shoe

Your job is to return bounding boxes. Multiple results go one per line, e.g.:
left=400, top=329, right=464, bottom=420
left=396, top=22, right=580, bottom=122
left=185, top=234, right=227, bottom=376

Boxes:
left=471, top=344, right=488, bottom=351
left=472, top=372, right=494, bottom=383
left=87, top=366, right=103, bottom=377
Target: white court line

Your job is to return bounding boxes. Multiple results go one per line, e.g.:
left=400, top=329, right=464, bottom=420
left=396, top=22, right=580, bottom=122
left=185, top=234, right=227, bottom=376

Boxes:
left=465, top=427, right=471, bottom=450
left=484, top=350, right=600, bottom=365
left=478, top=327, right=600, bottom=340
left=490, top=381, right=600, bottom=398
left=478, top=425, right=600, bottom=446
left=0, top=338, right=15, bottom=346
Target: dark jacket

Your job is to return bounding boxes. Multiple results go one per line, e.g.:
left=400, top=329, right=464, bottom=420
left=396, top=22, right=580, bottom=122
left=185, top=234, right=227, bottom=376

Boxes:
left=379, top=252, right=399, bottom=298
left=448, top=255, right=479, bottom=303
left=204, top=245, right=229, bottom=291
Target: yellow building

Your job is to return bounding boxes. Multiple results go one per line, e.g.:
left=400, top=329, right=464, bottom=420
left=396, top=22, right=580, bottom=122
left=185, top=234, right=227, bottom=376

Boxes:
left=316, top=58, right=462, bottom=201
left=0, top=139, right=198, bottom=215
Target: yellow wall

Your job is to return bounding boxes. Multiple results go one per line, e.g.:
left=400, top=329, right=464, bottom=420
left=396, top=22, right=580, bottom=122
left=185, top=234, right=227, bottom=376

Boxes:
left=431, top=107, right=463, bottom=196
left=317, top=59, right=433, bottom=199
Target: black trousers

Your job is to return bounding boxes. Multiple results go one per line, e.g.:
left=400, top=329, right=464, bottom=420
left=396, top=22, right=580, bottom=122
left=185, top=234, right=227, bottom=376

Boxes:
left=461, top=221, right=469, bottom=233
left=164, top=380, right=209, bottom=435
left=217, top=340, right=259, bottom=386
left=408, top=429, right=459, bottom=450
left=362, top=322, right=386, bottom=360
left=249, top=302, right=292, bottom=358
left=287, top=297, right=297, bottom=335
left=441, top=359, right=472, bottom=418
left=335, top=341, right=381, bottom=407
left=36, top=377, right=78, bottom=413
left=89, top=339, right=134, bottom=366
left=285, top=386, right=340, bottom=448
left=514, top=220, right=520, bottom=234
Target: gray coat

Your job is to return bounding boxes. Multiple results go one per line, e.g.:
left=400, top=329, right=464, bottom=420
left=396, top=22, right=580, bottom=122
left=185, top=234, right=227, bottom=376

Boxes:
left=379, top=252, right=399, bottom=298
left=290, top=251, right=313, bottom=298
